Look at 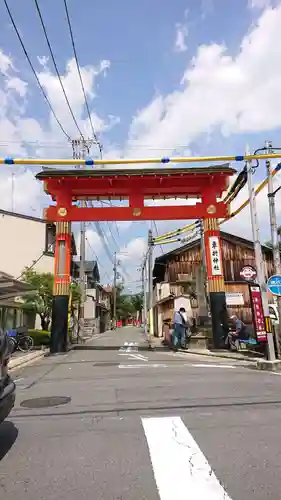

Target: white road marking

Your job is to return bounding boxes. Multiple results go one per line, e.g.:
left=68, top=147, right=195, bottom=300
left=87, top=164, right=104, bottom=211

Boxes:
left=142, top=416, right=232, bottom=499
left=119, top=341, right=139, bottom=352
left=191, top=363, right=235, bottom=369
left=118, top=364, right=167, bottom=369
left=128, top=353, right=148, bottom=361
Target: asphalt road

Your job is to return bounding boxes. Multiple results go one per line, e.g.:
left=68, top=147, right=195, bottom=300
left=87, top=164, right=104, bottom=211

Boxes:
left=1, top=327, right=281, bottom=499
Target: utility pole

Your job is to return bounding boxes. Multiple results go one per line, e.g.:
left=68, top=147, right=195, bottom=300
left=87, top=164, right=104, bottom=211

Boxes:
left=113, top=252, right=117, bottom=329
left=72, top=138, right=93, bottom=339
left=246, top=146, right=276, bottom=361
left=11, top=172, right=15, bottom=212
left=199, top=219, right=210, bottom=321
left=147, top=229, right=154, bottom=349
left=142, top=256, right=148, bottom=337
left=266, top=141, right=281, bottom=357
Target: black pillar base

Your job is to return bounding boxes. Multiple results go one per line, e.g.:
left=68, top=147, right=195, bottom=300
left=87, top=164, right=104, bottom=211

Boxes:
left=50, top=295, right=69, bottom=354
left=209, top=291, right=229, bottom=349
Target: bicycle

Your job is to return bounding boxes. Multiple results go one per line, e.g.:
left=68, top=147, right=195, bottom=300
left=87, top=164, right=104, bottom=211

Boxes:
left=7, top=329, right=34, bottom=353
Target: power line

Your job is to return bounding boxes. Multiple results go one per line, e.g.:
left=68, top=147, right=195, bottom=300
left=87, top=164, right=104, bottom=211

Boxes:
left=3, top=0, right=71, bottom=141
left=85, top=237, right=111, bottom=282
left=16, top=239, right=56, bottom=280
left=33, top=0, right=84, bottom=137
left=63, top=0, right=102, bottom=150
left=152, top=220, right=164, bottom=254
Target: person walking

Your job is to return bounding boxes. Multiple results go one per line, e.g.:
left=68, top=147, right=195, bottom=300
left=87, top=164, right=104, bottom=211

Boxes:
left=172, top=306, right=188, bottom=351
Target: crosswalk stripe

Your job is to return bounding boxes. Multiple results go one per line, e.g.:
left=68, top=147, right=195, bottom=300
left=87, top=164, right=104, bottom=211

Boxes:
left=142, top=416, right=232, bottom=499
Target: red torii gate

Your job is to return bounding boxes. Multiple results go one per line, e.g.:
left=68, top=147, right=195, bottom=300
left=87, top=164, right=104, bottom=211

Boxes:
left=36, top=164, right=235, bottom=353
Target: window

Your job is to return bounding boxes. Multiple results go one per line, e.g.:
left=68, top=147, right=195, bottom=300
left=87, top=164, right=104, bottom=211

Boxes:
left=45, top=223, right=56, bottom=255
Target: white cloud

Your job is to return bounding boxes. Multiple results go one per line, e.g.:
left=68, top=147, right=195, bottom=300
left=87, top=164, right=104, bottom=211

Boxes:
left=124, top=4, right=281, bottom=159
left=0, top=49, right=117, bottom=214
left=6, top=77, right=27, bottom=97
left=37, top=55, right=49, bottom=67
left=118, top=237, right=146, bottom=262
left=0, top=167, right=43, bottom=215
left=0, top=49, right=14, bottom=74
left=74, top=227, right=103, bottom=260
left=174, top=23, right=188, bottom=53
left=222, top=167, right=281, bottom=241
left=37, top=58, right=111, bottom=137
left=248, top=0, right=271, bottom=9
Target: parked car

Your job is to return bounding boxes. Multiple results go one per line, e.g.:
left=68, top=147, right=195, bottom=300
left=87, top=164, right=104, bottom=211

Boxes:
left=0, top=328, right=16, bottom=423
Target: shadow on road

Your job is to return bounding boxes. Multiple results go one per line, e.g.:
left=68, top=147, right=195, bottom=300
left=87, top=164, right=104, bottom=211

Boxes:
left=0, top=421, right=18, bottom=461
left=72, top=345, right=165, bottom=351
left=11, top=397, right=281, bottom=419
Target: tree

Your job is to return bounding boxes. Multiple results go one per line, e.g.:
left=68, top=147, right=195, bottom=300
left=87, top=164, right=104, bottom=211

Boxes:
left=22, top=269, right=53, bottom=330
left=264, top=240, right=281, bottom=252
left=21, top=269, right=81, bottom=330
left=131, top=293, right=143, bottom=314
left=70, top=282, right=81, bottom=312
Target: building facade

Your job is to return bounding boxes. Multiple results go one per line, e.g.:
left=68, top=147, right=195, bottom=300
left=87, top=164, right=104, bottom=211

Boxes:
left=153, top=231, right=275, bottom=336
left=73, top=261, right=111, bottom=335
left=0, top=209, right=77, bottom=330
left=0, top=209, right=56, bottom=278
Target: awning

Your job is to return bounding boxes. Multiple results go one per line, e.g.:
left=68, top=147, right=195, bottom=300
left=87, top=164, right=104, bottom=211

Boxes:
left=0, top=272, right=34, bottom=303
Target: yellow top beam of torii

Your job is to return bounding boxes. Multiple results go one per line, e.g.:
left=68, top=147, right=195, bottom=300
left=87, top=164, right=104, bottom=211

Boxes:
left=1, top=152, right=281, bottom=166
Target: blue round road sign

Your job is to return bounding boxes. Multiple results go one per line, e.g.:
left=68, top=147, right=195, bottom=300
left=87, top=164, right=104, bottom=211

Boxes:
left=267, top=274, right=281, bottom=296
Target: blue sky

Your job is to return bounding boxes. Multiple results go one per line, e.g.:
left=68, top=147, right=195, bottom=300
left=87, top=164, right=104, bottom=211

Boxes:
left=1, top=0, right=281, bottom=288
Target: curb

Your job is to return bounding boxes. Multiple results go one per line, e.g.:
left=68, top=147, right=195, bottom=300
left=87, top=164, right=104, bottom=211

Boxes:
left=177, top=348, right=260, bottom=363
left=9, top=348, right=48, bottom=371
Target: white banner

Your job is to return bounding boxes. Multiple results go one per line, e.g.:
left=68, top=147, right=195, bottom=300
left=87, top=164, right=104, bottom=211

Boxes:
left=226, top=292, right=244, bottom=306
left=208, top=236, right=222, bottom=276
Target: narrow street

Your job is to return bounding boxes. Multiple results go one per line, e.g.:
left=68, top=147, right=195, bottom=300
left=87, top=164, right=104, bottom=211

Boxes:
left=1, top=327, right=281, bottom=499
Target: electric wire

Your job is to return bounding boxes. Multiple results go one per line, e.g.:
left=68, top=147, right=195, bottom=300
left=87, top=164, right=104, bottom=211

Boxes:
left=152, top=220, right=164, bottom=253
left=16, top=239, right=56, bottom=280
left=33, top=0, right=84, bottom=137
left=3, top=0, right=71, bottom=141
left=85, top=237, right=111, bottom=282
left=63, top=0, right=102, bottom=150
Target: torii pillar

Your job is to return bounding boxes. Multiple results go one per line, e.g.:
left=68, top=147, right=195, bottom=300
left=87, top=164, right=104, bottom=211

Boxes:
left=50, top=221, right=72, bottom=353
left=203, top=217, right=229, bottom=348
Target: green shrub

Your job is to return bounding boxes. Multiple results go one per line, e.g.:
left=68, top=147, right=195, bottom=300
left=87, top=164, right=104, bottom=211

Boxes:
left=28, top=329, right=51, bottom=346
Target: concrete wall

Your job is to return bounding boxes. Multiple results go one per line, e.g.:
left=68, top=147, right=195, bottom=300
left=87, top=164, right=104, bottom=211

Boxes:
left=174, top=296, right=192, bottom=318
left=0, top=212, right=54, bottom=278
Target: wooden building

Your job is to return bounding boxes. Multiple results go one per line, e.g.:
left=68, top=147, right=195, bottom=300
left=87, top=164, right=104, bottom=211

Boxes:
left=153, top=231, right=275, bottom=335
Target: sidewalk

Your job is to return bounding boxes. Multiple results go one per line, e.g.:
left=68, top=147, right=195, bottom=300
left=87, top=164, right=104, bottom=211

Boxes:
left=9, top=347, right=48, bottom=371
left=151, top=336, right=262, bottom=363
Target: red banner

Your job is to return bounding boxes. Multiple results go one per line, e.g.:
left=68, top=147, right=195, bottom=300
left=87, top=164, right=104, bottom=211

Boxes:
left=249, top=284, right=267, bottom=342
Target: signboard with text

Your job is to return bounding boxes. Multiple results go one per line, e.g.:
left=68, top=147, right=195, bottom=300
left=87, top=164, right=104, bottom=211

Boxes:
left=240, top=265, right=257, bottom=282
left=267, top=274, right=281, bottom=297
left=209, top=236, right=222, bottom=276
left=226, top=292, right=244, bottom=306
left=249, top=284, right=267, bottom=342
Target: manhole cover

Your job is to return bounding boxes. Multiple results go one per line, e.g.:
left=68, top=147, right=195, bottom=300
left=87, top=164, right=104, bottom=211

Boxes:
left=20, top=396, right=71, bottom=409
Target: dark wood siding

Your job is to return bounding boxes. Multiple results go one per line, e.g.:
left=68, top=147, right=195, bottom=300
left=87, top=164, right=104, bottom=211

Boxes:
left=158, top=234, right=275, bottom=324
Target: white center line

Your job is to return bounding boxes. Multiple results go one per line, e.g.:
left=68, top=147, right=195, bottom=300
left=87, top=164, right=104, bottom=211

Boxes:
left=142, top=416, right=232, bottom=499
left=190, top=364, right=235, bottom=369
left=118, top=364, right=167, bottom=369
